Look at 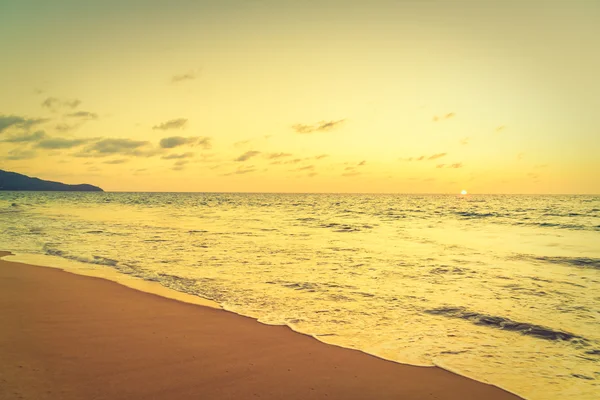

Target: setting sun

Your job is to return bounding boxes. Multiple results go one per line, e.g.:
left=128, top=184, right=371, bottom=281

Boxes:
left=461, top=190, right=468, bottom=195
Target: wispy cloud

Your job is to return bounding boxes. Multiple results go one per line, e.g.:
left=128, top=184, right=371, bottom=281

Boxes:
left=103, top=158, right=129, bottom=165
left=436, top=164, right=445, bottom=168
left=77, top=138, right=151, bottom=157
left=172, top=160, right=190, bottom=171
left=449, top=163, right=463, bottom=168
left=66, top=111, right=98, bottom=120
left=41, top=97, right=81, bottom=111
left=265, top=152, right=292, bottom=159
left=159, top=136, right=210, bottom=149
left=292, top=119, right=345, bottom=134
left=342, top=171, right=361, bottom=177
left=4, top=148, right=38, bottom=160
left=495, top=125, right=506, bottom=132
left=428, top=153, right=447, bottom=160
left=1, top=130, right=47, bottom=143
left=35, top=137, right=91, bottom=149
left=401, top=153, right=448, bottom=162
left=0, top=114, right=48, bottom=133
left=171, top=71, right=197, bottom=83
left=314, top=154, right=329, bottom=160
left=235, top=150, right=261, bottom=162
left=432, top=112, right=455, bottom=122
left=152, top=118, right=188, bottom=130
left=233, top=140, right=251, bottom=148
left=460, top=137, right=470, bottom=145
left=358, top=160, right=366, bottom=166
left=223, top=165, right=257, bottom=175
left=161, top=152, right=194, bottom=160
left=55, top=123, right=76, bottom=133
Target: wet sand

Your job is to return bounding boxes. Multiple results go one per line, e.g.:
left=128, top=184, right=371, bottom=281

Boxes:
left=0, top=252, right=522, bottom=400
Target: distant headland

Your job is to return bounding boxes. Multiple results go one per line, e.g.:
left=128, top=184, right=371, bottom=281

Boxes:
left=0, top=170, right=103, bottom=192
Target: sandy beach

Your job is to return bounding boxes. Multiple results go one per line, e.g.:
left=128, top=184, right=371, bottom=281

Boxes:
left=0, top=251, right=521, bottom=400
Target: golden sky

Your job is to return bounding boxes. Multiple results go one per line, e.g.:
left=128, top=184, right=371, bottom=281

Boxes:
left=1, top=0, right=598, bottom=193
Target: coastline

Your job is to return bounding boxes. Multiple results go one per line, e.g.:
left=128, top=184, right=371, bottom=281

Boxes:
left=0, top=251, right=522, bottom=400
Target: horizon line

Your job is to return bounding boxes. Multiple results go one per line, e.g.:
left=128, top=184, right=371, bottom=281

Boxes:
left=94, top=191, right=600, bottom=196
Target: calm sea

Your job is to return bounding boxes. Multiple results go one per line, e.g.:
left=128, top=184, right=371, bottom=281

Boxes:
left=1, top=192, right=598, bottom=399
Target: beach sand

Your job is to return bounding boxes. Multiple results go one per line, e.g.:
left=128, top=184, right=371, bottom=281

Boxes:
left=0, top=252, right=521, bottom=400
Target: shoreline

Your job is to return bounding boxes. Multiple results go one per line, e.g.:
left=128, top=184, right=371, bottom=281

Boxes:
left=0, top=250, right=523, bottom=399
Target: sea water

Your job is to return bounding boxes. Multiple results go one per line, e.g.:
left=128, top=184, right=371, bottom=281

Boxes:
left=0, top=192, right=598, bottom=399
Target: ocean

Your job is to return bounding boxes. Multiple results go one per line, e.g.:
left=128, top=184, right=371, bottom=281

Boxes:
left=1, top=192, right=598, bottom=399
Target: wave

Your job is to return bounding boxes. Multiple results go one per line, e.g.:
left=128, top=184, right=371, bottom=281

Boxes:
left=510, top=254, right=600, bottom=270
left=425, top=306, right=586, bottom=342
left=44, top=248, right=119, bottom=267
left=454, top=211, right=499, bottom=219
left=319, top=222, right=374, bottom=232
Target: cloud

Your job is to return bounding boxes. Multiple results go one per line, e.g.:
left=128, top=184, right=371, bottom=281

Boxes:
left=436, top=164, right=445, bottom=168
left=4, top=148, right=37, bottom=160
left=265, top=152, right=292, bottom=159
left=66, top=111, right=98, bottom=120
left=235, top=150, right=261, bottom=162
left=234, top=140, right=251, bottom=148
left=496, top=125, right=506, bottom=132
left=342, top=171, right=361, bottom=177
left=358, top=160, right=366, bottom=166
left=35, top=137, right=91, bottom=149
left=308, top=172, right=318, bottom=177
left=152, top=118, right=188, bottom=130
left=160, top=136, right=197, bottom=149
left=223, top=165, right=257, bottom=175
left=171, top=71, right=197, bottom=83
left=171, top=160, right=190, bottom=171
left=1, top=130, right=47, bottom=143
left=428, top=153, right=447, bottom=160
left=460, top=137, right=469, bottom=145
left=402, top=153, right=449, bottom=162
left=432, top=112, right=455, bottom=122
left=292, top=119, right=345, bottom=134
left=78, top=138, right=151, bottom=157
left=0, top=115, right=48, bottom=133
left=161, top=152, right=194, bottom=160
left=449, top=163, right=463, bottom=168
left=314, top=154, right=329, bottom=160
left=55, top=123, right=77, bottom=133
left=103, top=159, right=129, bottom=164
left=41, top=97, right=81, bottom=111
left=297, top=165, right=315, bottom=171
left=159, top=136, right=211, bottom=149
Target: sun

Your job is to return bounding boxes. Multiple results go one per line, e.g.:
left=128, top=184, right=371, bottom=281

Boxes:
left=461, top=189, right=468, bottom=195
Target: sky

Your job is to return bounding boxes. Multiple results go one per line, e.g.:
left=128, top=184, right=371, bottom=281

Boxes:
left=0, top=0, right=599, bottom=193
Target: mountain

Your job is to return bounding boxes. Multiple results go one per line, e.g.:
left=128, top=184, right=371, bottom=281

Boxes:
left=0, top=170, right=103, bottom=192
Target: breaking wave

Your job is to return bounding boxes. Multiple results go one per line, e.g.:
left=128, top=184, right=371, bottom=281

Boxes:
left=425, top=306, right=585, bottom=342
